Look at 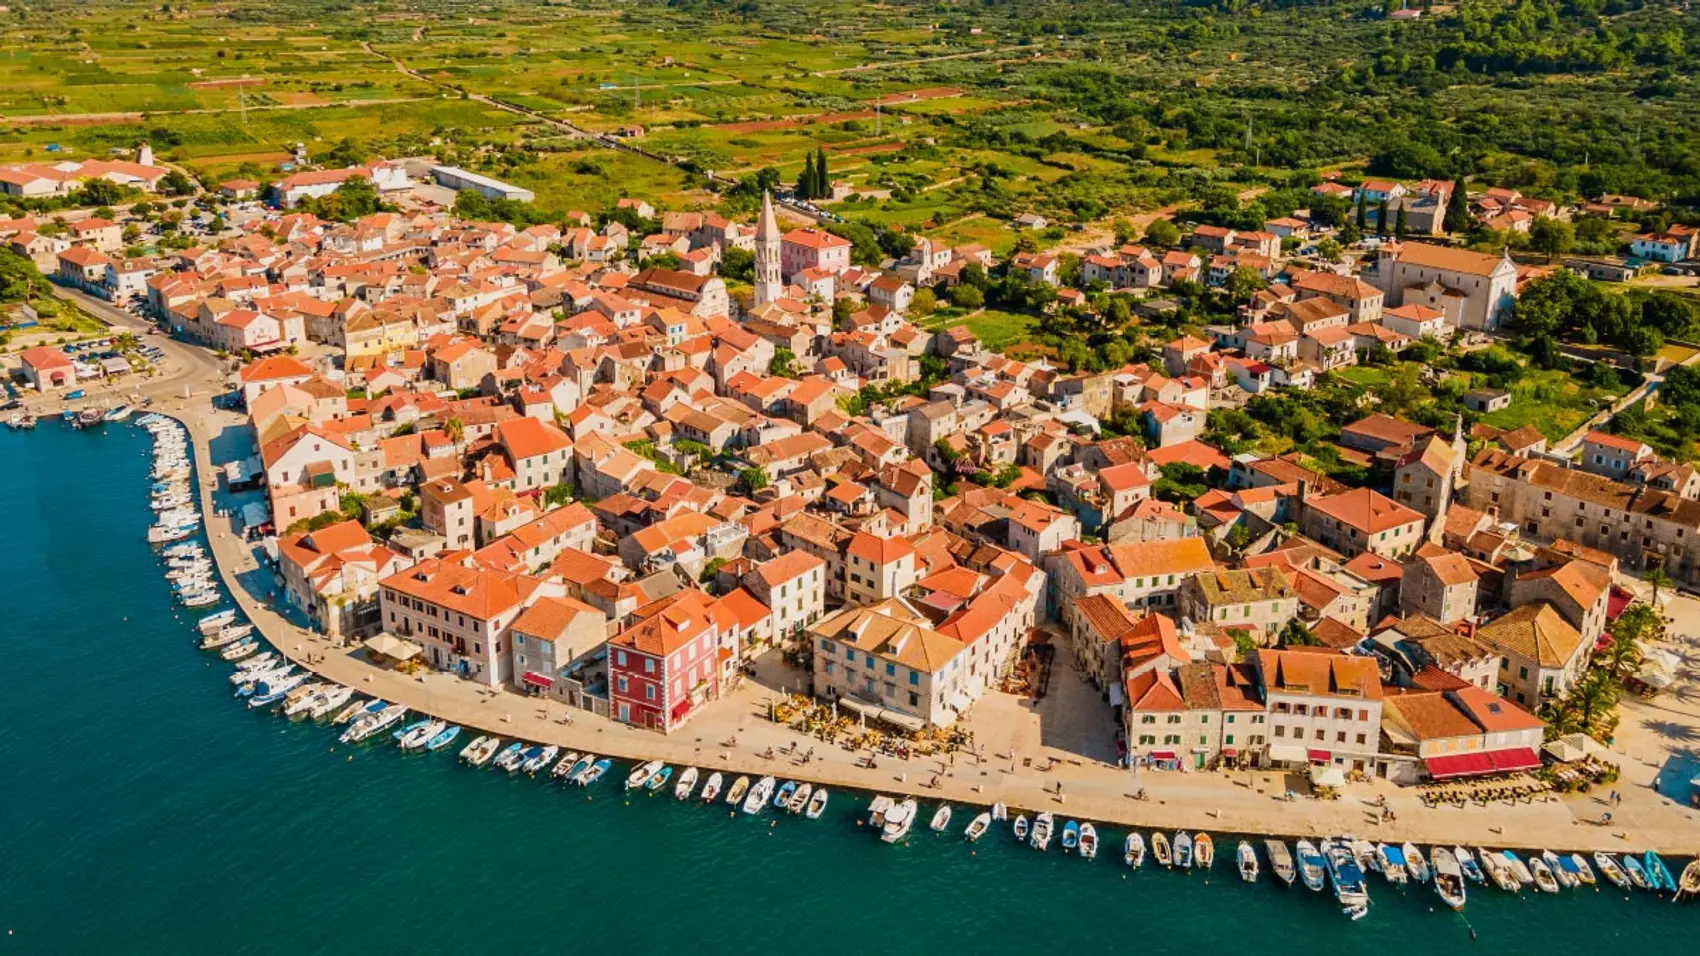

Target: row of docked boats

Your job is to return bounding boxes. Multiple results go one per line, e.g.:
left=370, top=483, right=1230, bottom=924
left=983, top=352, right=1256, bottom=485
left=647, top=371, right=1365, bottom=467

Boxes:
left=142, top=416, right=203, bottom=549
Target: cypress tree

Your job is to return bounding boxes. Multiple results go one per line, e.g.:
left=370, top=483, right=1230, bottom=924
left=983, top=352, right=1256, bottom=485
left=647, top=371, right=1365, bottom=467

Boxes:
left=1395, top=204, right=1407, bottom=238
left=815, top=147, right=829, bottom=197
left=1445, top=175, right=1469, bottom=233
left=1376, top=199, right=1389, bottom=236
left=1355, top=198, right=1367, bottom=230
left=797, top=153, right=815, bottom=199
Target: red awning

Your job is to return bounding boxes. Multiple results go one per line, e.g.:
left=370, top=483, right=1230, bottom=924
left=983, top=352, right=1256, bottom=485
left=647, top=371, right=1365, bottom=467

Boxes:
left=1425, top=747, right=1543, bottom=780
left=521, top=671, right=553, bottom=689
left=1220, top=747, right=1239, bottom=757
left=1148, top=750, right=1178, bottom=760
left=1307, top=749, right=1332, bottom=763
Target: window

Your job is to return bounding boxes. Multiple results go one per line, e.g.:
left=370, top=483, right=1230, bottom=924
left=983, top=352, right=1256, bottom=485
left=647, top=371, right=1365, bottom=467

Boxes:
left=1138, top=735, right=1156, bottom=746
left=1313, top=728, right=1326, bottom=741
left=1166, top=715, right=1181, bottom=724
left=1163, top=734, right=1181, bottom=746
left=645, top=685, right=655, bottom=701
left=1274, top=725, right=1286, bottom=738
left=1225, top=735, right=1235, bottom=745
left=616, top=676, right=627, bottom=693
left=909, top=671, right=918, bottom=686
left=908, top=692, right=919, bottom=707
left=616, top=651, right=627, bottom=667
left=1141, top=715, right=1156, bottom=725
left=1336, top=731, right=1346, bottom=743
left=644, top=658, right=655, bottom=674
left=886, top=662, right=896, bottom=677
left=824, top=661, right=835, bottom=676
left=1356, top=733, right=1367, bottom=745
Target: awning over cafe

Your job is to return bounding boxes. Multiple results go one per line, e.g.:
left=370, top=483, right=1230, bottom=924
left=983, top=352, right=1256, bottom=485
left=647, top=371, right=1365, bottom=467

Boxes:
left=522, top=671, right=553, bottom=689
left=836, top=695, right=926, bottom=732
left=1424, top=747, right=1542, bottom=780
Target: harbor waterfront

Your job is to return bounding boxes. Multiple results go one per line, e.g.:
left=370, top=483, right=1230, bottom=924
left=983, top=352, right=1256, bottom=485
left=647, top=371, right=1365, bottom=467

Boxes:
left=1, top=422, right=1696, bottom=954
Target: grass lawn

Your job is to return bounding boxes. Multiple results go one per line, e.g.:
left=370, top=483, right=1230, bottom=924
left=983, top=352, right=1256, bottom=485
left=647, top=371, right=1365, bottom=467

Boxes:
left=1330, top=366, right=1391, bottom=388
left=923, top=307, right=1038, bottom=352
left=1477, top=368, right=1626, bottom=440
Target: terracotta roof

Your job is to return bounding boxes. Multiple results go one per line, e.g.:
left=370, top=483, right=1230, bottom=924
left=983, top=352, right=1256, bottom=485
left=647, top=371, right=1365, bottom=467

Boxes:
left=1259, top=648, right=1382, bottom=700
left=1474, top=603, right=1582, bottom=669
left=1393, top=242, right=1511, bottom=278
left=1306, top=488, right=1424, bottom=534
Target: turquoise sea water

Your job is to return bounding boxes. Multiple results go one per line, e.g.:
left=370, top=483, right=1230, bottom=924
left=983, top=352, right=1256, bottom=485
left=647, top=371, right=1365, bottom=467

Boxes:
left=0, top=421, right=1692, bottom=955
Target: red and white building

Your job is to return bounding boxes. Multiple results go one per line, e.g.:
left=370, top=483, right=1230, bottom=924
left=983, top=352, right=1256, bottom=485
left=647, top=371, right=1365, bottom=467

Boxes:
left=608, top=591, right=725, bottom=732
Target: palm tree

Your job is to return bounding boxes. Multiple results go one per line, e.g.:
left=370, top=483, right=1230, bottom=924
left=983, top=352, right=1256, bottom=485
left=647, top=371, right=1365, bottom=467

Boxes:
left=1601, top=636, right=1643, bottom=682
left=1571, top=670, right=1621, bottom=738
left=1645, top=566, right=1671, bottom=607
left=443, top=416, right=465, bottom=447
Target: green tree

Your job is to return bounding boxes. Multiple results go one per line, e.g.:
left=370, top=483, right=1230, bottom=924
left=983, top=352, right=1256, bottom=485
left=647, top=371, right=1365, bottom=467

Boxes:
left=769, top=347, right=797, bottom=378
left=1230, top=629, right=1257, bottom=663
left=738, top=467, right=769, bottom=494
left=1355, top=199, right=1367, bottom=231
left=1644, top=566, right=1672, bottom=606
left=1529, top=216, right=1574, bottom=260
left=1445, top=175, right=1469, bottom=233
left=1279, top=620, right=1322, bottom=647
left=796, top=152, right=816, bottom=200
left=948, top=284, right=984, bottom=309
left=814, top=147, right=829, bottom=197
left=543, top=482, right=576, bottom=507
left=159, top=169, right=196, bottom=196
left=1394, top=204, right=1407, bottom=239
left=719, top=247, right=754, bottom=283
left=1375, top=199, right=1389, bottom=236
left=1316, top=238, right=1343, bottom=262
left=1142, top=219, right=1180, bottom=248
left=443, top=416, right=466, bottom=446
left=910, top=287, right=937, bottom=317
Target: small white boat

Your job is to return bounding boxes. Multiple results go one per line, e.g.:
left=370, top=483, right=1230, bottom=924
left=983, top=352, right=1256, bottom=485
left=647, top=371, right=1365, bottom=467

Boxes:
left=1529, top=854, right=1560, bottom=893
left=787, top=782, right=812, bottom=814
left=1478, top=848, right=1521, bottom=893
left=551, top=751, right=583, bottom=779
left=1377, top=843, right=1408, bottom=886
left=1266, top=840, right=1295, bottom=886
left=804, top=787, right=828, bottom=820
left=1125, top=832, right=1146, bottom=868
left=964, top=811, right=992, bottom=842
left=522, top=745, right=560, bottom=775
left=1454, top=846, right=1485, bottom=884
left=700, top=772, right=724, bottom=803
left=1078, top=823, right=1098, bottom=860
left=1012, top=814, right=1029, bottom=842
left=1030, top=812, right=1054, bottom=852
left=1194, top=833, right=1214, bottom=871
left=195, top=610, right=237, bottom=632
left=460, top=735, right=501, bottom=767
left=726, top=775, right=750, bottom=806
left=626, top=760, right=663, bottom=790
left=1238, top=841, right=1259, bottom=883
left=929, top=804, right=952, bottom=833
left=674, top=766, right=700, bottom=800
left=742, top=775, right=775, bottom=814
left=880, top=799, right=918, bottom=843
left=1594, top=852, right=1631, bottom=890
left=1403, top=843, right=1431, bottom=883
left=398, top=719, right=446, bottom=751
left=1501, top=850, right=1534, bottom=887
left=990, top=802, right=1007, bottom=821
left=1152, top=831, right=1173, bottom=868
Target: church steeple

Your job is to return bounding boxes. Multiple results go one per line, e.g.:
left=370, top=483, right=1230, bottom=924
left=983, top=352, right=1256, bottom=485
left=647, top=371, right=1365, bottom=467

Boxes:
left=753, top=190, right=782, bottom=308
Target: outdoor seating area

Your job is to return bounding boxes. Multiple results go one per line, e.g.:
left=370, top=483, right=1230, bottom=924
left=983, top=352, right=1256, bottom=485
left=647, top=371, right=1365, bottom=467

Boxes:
left=1416, top=774, right=1553, bottom=808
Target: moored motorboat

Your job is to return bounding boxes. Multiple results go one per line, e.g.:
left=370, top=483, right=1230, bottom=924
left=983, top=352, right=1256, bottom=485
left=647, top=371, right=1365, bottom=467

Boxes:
left=1322, top=839, right=1371, bottom=916
left=1377, top=843, right=1408, bottom=886
left=1500, top=850, right=1534, bottom=887
left=1173, top=831, right=1194, bottom=869
left=644, top=764, right=673, bottom=792
left=804, top=787, right=828, bottom=820
left=625, top=760, right=663, bottom=790
left=219, top=637, right=259, bottom=661
left=1678, top=859, right=1700, bottom=899
left=1623, top=853, right=1652, bottom=890
left=308, top=685, right=353, bottom=720
left=247, top=673, right=305, bottom=707
left=674, top=766, right=700, bottom=800
left=549, top=751, right=582, bottom=779
left=772, top=779, right=798, bottom=808
left=1266, top=840, right=1295, bottom=887
left=1029, top=812, right=1054, bottom=852
left=1478, top=848, right=1520, bottom=893
left=990, top=802, right=1007, bottom=822
left=1644, top=851, right=1677, bottom=893
left=1125, top=832, right=1145, bottom=868
left=332, top=697, right=381, bottom=725
left=700, top=772, right=724, bottom=802
left=1060, top=819, right=1079, bottom=852
left=1079, top=823, right=1099, bottom=860
left=1151, top=831, right=1173, bottom=868
left=726, top=775, right=751, bottom=806
left=425, top=724, right=461, bottom=752
left=491, top=742, right=527, bottom=772
left=1403, top=843, right=1431, bottom=883
left=460, top=736, right=502, bottom=767
left=787, top=782, right=812, bottom=814
left=880, top=799, right=918, bottom=843
left=522, top=745, right=560, bottom=775
left=1568, top=854, right=1595, bottom=886
left=1432, top=847, right=1467, bottom=911
left=930, top=803, right=952, bottom=833
left=1295, top=840, right=1327, bottom=892
left=964, top=811, right=991, bottom=842
left=397, top=719, right=445, bottom=751
left=1238, top=841, right=1259, bottom=883
left=1529, top=854, right=1560, bottom=893
left=559, top=753, right=593, bottom=782
left=1455, top=847, right=1486, bottom=884
left=1544, top=850, right=1578, bottom=888
left=342, top=704, right=407, bottom=743
left=1012, top=814, right=1029, bottom=842
left=1194, top=833, right=1214, bottom=871
left=742, top=775, right=775, bottom=814
left=869, top=796, right=894, bottom=825
left=1593, top=852, right=1631, bottom=890
left=581, top=758, right=612, bottom=786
